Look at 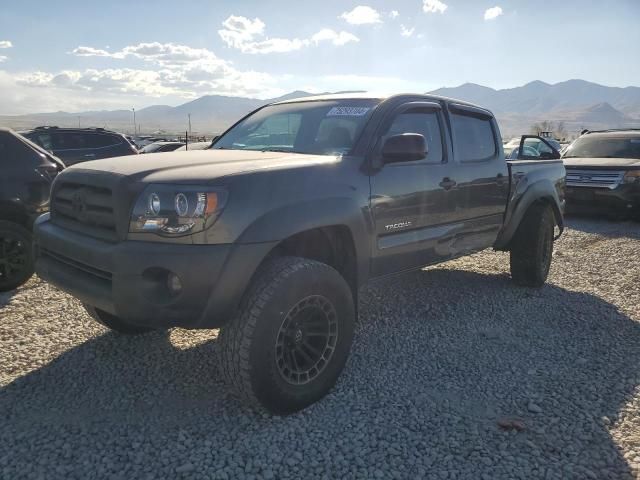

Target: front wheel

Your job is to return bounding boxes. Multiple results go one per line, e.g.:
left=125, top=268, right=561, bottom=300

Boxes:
left=509, top=203, right=555, bottom=287
left=0, top=220, right=34, bottom=292
left=219, top=257, right=355, bottom=414
left=83, top=304, right=154, bottom=335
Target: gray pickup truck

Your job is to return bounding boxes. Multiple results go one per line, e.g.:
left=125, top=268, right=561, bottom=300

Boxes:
left=34, top=94, right=565, bottom=413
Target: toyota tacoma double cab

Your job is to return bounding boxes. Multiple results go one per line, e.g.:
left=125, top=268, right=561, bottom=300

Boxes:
left=34, top=94, right=565, bottom=414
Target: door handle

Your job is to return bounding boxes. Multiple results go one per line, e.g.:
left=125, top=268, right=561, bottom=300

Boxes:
left=84, top=153, right=96, bottom=158
left=439, top=177, right=456, bottom=190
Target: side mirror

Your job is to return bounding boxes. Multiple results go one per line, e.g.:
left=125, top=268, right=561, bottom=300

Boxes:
left=382, top=134, right=427, bottom=163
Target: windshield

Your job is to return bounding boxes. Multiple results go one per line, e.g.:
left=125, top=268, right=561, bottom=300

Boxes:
left=563, top=135, right=640, bottom=159
left=213, top=99, right=380, bottom=155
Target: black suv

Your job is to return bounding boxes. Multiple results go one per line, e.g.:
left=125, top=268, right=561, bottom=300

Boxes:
left=563, top=129, right=640, bottom=218
left=22, top=126, right=137, bottom=166
left=1, top=128, right=64, bottom=291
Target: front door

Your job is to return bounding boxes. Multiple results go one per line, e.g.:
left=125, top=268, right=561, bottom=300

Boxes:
left=369, top=102, right=457, bottom=277
left=516, top=135, right=561, bottom=161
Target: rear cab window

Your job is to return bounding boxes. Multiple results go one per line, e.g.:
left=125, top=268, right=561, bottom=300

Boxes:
left=450, top=107, right=497, bottom=162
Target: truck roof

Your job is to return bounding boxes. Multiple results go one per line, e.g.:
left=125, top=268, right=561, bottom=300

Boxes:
left=271, top=92, right=493, bottom=116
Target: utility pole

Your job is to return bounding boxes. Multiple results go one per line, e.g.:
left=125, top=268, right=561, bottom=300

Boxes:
left=188, top=113, right=192, bottom=138
left=77, top=116, right=81, bottom=128
left=132, top=108, right=137, bottom=136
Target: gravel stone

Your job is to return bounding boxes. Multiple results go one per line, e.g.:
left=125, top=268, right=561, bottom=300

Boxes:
left=528, top=402, right=543, bottom=414
left=1, top=217, right=639, bottom=479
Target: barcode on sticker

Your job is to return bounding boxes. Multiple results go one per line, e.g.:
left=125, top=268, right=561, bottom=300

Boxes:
left=327, top=107, right=371, bottom=117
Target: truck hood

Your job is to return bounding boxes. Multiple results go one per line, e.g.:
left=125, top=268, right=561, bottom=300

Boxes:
left=563, top=157, right=640, bottom=169
left=68, top=149, right=341, bottom=183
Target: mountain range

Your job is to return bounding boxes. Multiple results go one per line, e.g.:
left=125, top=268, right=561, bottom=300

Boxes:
left=1, top=80, right=639, bottom=138
left=430, top=79, right=640, bottom=136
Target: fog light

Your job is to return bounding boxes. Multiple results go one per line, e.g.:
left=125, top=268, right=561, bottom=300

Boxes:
left=167, top=272, right=182, bottom=295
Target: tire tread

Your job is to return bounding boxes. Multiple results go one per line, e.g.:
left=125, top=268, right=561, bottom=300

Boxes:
left=218, top=257, right=337, bottom=410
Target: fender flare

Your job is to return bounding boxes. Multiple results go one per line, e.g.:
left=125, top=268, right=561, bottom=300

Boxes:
left=237, top=196, right=371, bottom=286
left=494, top=178, right=564, bottom=250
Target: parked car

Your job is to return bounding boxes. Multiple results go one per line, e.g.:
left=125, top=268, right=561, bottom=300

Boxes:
left=139, top=141, right=185, bottom=154
left=563, top=129, right=640, bottom=218
left=21, top=126, right=137, bottom=166
left=34, top=94, right=565, bottom=413
left=0, top=128, right=64, bottom=291
left=174, top=141, right=212, bottom=151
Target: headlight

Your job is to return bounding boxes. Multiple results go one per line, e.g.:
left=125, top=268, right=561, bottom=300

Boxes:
left=623, top=170, right=640, bottom=184
left=129, top=185, right=227, bottom=236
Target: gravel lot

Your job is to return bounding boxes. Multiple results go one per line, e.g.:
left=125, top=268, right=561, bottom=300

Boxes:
left=1, top=216, right=639, bottom=480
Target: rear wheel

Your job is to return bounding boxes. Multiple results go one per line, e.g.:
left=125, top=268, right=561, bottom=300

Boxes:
left=0, top=221, right=34, bottom=292
left=509, top=203, right=555, bottom=287
left=83, top=304, right=154, bottom=335
left=219, top=256, right=355, bottom=414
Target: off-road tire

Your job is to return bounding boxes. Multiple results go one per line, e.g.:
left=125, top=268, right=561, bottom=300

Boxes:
left=219, top=256, right=355, bottom=414
left=509, top=203, right=555, bottom=287
left=83, top=304, right=154, bottom=335
left=0, top=220, right=34, bottom=292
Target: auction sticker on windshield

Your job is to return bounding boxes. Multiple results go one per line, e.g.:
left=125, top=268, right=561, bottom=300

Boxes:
left=326, top=106, right=371, bottom=116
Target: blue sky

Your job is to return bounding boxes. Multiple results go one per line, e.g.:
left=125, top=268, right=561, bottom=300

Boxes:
left=0, top=0, right=638, bottom=114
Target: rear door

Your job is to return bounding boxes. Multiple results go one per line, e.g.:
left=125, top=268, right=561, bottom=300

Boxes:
left=50, top=131, right=91, bottom=165
left=90, top=132, right=137, bottom=159
left=448, top=104, right=509, bottom=253
left=369, top=101, right=458, bottom=276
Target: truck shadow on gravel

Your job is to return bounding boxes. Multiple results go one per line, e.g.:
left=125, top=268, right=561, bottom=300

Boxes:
left=1, top=269, right=639, bottom=479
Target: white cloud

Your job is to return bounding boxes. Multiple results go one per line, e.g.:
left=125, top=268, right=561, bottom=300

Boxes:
left=72, top=46, right=113, bottom=57
left=16, top=65, right=284, bottom=101
left=423, top=0, right=448, bottom=14
left=72, top=42, right=232, bottom=69
left=340, top=6, right=382, bottom=25
left=28, top=41, right=291, bottom=101
left=484, top=6, right=503, bottom=20
left=400, top=25, right=415, bottom=37
left=0, top=56, right=7, bottom=63
left=389, top=10, right=399, bottom=19
left=0, top=41, right=12, bottom=49
left=311, top=29, right=360, bottom=46
left=218, top=15, right=358, bottom=54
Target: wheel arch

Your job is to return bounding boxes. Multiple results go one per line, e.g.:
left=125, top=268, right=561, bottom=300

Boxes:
left=494, top=179, right=564, bottom=251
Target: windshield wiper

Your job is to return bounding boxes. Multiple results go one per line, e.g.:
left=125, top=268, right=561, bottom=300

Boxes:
left=261, top=148, right=294, bottom=153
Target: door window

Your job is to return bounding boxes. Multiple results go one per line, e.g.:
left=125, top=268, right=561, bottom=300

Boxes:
left=86, top=133, right=120, bottom=148
left=516, top=136, right=559, bottom=160
left=383, top=110, right=444, bottom=163
left=451, top=112, right=496, bottom=162
left=28, top=132, right=53, bottom=150
left=0, top=135, right=8, bottom=165
left=52, top=132, right=88, bottom=150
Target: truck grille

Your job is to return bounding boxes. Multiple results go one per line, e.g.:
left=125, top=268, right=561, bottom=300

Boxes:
left=565, top=169, right=624, bottom=189
left=51, top=181, right=118, bottom=241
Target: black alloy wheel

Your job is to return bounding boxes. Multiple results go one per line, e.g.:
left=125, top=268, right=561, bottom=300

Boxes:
left=275, top=295, right=339, bottom=385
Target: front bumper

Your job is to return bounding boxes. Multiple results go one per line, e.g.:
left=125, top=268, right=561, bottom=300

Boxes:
left=34, top=215, right=276, bottom=329
left=565, top=184, right=640, bottom=213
